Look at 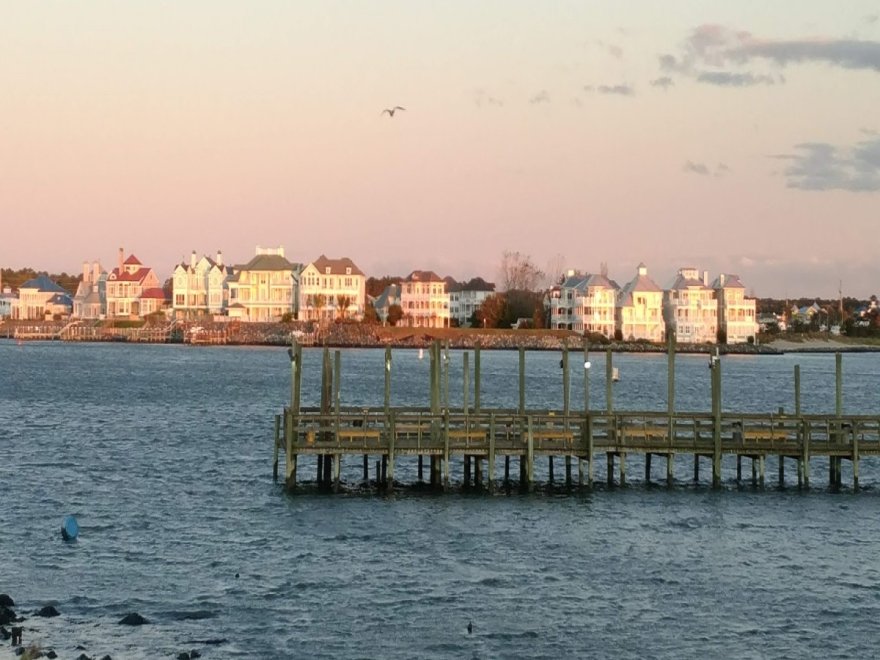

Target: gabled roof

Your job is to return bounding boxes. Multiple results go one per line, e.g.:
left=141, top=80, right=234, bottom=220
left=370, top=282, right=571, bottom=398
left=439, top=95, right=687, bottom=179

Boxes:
left=460, top=277, right=496, bottom=292
left=235, top=253, right=299, bottom=272
left=20, top=275, right=68, bottom=294
left=123, top=255, right=142, bottom=266
left=109, top=267, right=153, bottom=283
left=47, top=293, right=73, bottom=306
left=585, top=273, right=617, bottom=290
left=141, top=288, right=167, bottom=300
left=669, top=271, right=710, bottom=290
left=561, top=274, right=588, bottom=290
left=405, top=270, right=444, bottom=283
left=311, top=255, right=364, bottom=276
left=711, top=274, right=746, bottom=289
left=444, top=276, right=461, bottom=292
left=622, top=272, right=663, bottom=295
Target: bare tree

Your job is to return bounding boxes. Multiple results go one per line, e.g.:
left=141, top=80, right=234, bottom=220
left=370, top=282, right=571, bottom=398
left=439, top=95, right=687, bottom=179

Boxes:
left=499, top=250, right=544, bottom=292
left=545, top=253, right=567, bottom=287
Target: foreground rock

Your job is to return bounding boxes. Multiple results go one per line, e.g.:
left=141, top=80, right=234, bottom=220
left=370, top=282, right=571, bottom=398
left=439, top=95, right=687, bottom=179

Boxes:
left=35, top=605, right=60, bottom=618
left=0, top=595, right=14, bottom=608
left=118, top=612, right=148, bottom=625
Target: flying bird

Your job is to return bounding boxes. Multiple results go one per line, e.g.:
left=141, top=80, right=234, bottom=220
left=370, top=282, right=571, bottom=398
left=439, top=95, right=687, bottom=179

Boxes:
left=382, top=106, right=406, bottom=117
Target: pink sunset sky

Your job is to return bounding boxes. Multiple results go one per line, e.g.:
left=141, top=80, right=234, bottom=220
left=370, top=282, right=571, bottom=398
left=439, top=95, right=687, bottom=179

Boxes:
left=2, top=2, right=879, bottom=298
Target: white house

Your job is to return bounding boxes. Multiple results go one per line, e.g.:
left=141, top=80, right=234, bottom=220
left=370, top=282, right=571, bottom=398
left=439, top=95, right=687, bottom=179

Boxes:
left=298, top=255, right=366, bottom=321
left=575, top=273, right=618, bottom=338
left=172, top=250, right=233, bottom=319
left=617, top=263, right=665, bottom=342
left=447, top=277, right=496, bottom=327
left=664, top=267, right=718, bottom=344
left=547, top=273, right=585, bottom=330
left=227, top=246, right=302, bottom=322
left=12, top=275, right=72, bottom=320
left=712, top=273, right=758, bottom=343
left=400, top=270, right=449, bottom=328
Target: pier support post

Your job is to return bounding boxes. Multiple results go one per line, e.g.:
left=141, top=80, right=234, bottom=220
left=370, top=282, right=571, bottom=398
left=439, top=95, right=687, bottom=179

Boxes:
left=565, top=456, right=572, bottom=487
left=607, top=453, right=614, bottom=487
left=464, top=455, right=471, bottom=487
left=803, top=424, right=811, bottom=489
left=587, top=417, right=594, bottom=487
left=831, top=352, right=843, bottom=489
left=853, top=423, right=860, bottom=492
left=475, top=457, right=482, bottom=487
left=387, top=412, right=396, bottom=488
left=273, top=414, right=281, bottom=482
left=519, top=347, right=526, bottom=415
left=548, top=456, right=554, bottom=483
left=363, top=455, right=369, bottom=483
left=333, top=454, right=341, bottom=493
left=778, top=455, right=785, bottom=488
left=693, top=455, right=699, bottom=483
left=605, top=348, right=613, bottom=415
left=759, top=456, right=765, bottom=488
left=474, top=343, right=481, bottom=412
left=418, top=455, right=424, bottom=482
left=619, top=452, right=626, bottom=487
left=666, top=453, right=673, bottom=488
left=488, top=414, right=496, bottom=488
left=504, top=455, right=510, bottom=485
left=526, top=416, right=535, bottom=491
left=711, top=348, right=722, bottom=489
left=443, top=411, right=450, bottom=490
left=645, top=453, right=652, bottom=484
left=463, top=351, right=470, bottom=415
left=285, top=408, right=297, bottom=490
left=751, top=456, right=757, bottom=487
left=578, top=453, right=584, bottom=487
left=667, top=330, right=675, bottom=488
left=736, top=455, right=742, bottom=484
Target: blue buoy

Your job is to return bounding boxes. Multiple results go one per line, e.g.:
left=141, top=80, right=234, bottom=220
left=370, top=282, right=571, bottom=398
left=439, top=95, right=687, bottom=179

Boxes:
left=61, top=515, right=79, bottom=541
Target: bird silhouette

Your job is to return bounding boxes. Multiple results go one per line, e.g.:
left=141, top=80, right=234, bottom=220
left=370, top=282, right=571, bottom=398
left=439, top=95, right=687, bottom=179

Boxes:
left=382, top=106, right=406, bottom=117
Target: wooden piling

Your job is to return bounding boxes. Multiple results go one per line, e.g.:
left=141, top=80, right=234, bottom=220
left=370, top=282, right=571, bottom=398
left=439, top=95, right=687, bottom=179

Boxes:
left=272, top=413, right=281, bottom=482
left=474, top=343, right=482, bottom=412
left=526, top=416, right=534, bottom=491
left=418, top=455, right=424, bottom=482
left=463, top=351, right=470, bottom=414
left=605, top=348, right=613, bottom=414
left=711, top=348, right=722, bottom=489
left=548, top=456, right=554, bottom=483
left=519, top=346, right=526, bottom=414
left=619, top=451, right=626, bottom=486
left=488, top=414, right=496, bottom=487
left=384, top=346, right=392, bottom=415
left=607, top=453, right=614, bottom=487
left=667, top=330, right=675, bottom=488
left=645, top=453, right=652, bottom=483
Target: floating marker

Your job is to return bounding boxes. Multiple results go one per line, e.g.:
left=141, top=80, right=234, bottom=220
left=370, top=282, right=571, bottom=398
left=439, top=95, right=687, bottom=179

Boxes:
left=61, top=515, right=79, bottom=541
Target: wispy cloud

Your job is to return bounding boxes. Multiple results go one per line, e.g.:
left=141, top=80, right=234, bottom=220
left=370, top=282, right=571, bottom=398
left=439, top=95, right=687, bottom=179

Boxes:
left=772, top=137, right=880, bottom=192
left=683, top=161, right=730, bottom=177
left=683, top=161, right=710, bottom=175
left=650, top=76, right=674, bottom=90
left=864, top=14, right=878, bottom=25
left=696, top=71, right=778, bottom=86
left=471, top=88, right=504, bottom=108
left=659, top=24, right=880, bottom=88
left=585, top=83, right=634, bottom=96
left=594, top=39, right=624, bottom=59
left=529, top=90, right=550, bottom=104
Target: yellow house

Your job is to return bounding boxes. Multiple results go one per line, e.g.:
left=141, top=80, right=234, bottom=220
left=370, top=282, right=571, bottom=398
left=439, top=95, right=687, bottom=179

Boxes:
left=227, top=246, right=302, bottom=322
left=617, top=263, right=665, bottom=342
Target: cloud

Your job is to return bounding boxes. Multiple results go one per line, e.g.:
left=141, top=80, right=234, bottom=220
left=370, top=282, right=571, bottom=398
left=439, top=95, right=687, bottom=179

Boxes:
left=529, top=90, right=550, bottom=104
left=597, top=83, right=634, bottom=96
left=650, top=76, right=674, bottom=90
left=471, top=88, right=504, bottom=108
left=594, top=39, right=624, bottom=59
left=683, top=161, right=730, bottom=177
left=696, top=71, right=777, bottom=86
left=683, top=161, right=710, bottom=175
left=773, top=137, right=880, bottom=192
left=864, top=14, right=878, bottom=25
left=658, top=24, right=880, bottom=88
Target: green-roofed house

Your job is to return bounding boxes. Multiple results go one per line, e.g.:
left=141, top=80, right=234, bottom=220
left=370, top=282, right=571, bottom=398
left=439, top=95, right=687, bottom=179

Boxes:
left=227, top=246, right=303, bottom=322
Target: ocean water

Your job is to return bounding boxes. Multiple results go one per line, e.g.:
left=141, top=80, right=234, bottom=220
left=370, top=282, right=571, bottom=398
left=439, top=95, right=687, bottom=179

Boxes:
left=2, top=341, right=880, bottom=659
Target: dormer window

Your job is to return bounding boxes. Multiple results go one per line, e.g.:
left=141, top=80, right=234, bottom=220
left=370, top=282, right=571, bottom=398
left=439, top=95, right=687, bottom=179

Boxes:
left=325, top=267, right=331, bottom=274
left=346, top=267, right=351, bottom=275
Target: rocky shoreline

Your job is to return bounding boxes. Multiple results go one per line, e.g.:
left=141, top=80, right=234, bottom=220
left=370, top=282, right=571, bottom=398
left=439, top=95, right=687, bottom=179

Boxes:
left=3, top=320, right=878, bottom=354
left=0, top=593, right=220, bottom=659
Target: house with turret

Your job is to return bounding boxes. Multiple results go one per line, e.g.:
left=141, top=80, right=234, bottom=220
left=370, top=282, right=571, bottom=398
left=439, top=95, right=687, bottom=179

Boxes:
left=617, top=263, right=664, bottom=342
left=106, top=249, right=164, bottom=318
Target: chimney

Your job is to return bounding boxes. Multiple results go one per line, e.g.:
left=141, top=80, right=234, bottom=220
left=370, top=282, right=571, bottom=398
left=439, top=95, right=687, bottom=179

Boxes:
left=118, top=247, right=124, bottom=274
left=190, top=250, right=197, bottom=269
left=703, top=270, right=708, bottom=286
left=93, top=261, right=101, bottom=283
left=83, top=261, right=91, bottom=284
left=216, top=250, right=223, bottom=267
left=719, top=273, right=726, bottom=287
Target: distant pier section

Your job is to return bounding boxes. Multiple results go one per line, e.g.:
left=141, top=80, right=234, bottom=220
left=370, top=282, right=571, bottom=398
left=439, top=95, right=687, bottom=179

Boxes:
left=274, top=336, right=878, bottom=493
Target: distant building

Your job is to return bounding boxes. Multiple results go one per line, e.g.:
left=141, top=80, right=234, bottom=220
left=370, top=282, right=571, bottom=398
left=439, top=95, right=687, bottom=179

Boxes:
left=576, top=273, right=618, bottom=338
left=226, top=246, right=302, bottom=322
left=712, top=273, right=758, bottom=343
left=172, top=250, right=233, bottom=319
left=373, top=283, right=401, bottom=324
left=0, top=270, right=16, bottom=318
left=447, top=277, right=496, bottom=327
left=400, top=270, right=449, bottom=328
left=617, top=263, right=664, bottom=342
left=664, top=267, right=718, bottom=343
left=13, top=274, right=71, bottom=320
left=73, top=261, right=107, bottom=319
left=106, top=249, right=163, bottom=318
left=299, top=255, right=366, bottom=321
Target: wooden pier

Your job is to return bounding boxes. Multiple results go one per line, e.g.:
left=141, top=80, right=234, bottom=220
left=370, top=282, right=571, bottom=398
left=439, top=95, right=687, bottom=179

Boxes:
left=273, top=338, right=876, bottom=493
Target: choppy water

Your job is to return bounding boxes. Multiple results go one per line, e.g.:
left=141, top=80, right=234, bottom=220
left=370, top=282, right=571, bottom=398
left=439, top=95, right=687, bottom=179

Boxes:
left=2, top=342, right=880, bottom=659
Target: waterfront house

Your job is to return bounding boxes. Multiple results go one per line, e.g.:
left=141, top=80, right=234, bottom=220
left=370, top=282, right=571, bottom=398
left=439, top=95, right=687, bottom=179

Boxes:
left=72, top=261, right=107, bottom=319
left=172, top=250, right=233, bottom=319
left=12, top=274, right=71, bottom=320
left=226, top=246, right=302, bottom=322
left=373, top=283, right=401, bottom=324
left=400, top=270, right=450, bottom=328
left=573, top=273, right=618, bottom=338
left=616, top=263, right=665, bottom=342
left=299, top=255, right=366, bottom=321
left=664, top=268, right=718, bottom=343
left=0, top=277, right=16, bottom=319
left=106, top=249, right=163, bottom=318
left=447, top=277, right=496, bottom=327
left=547, top=272, right=585, bottom=330
left=711, top=274, right=758, bottom=343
